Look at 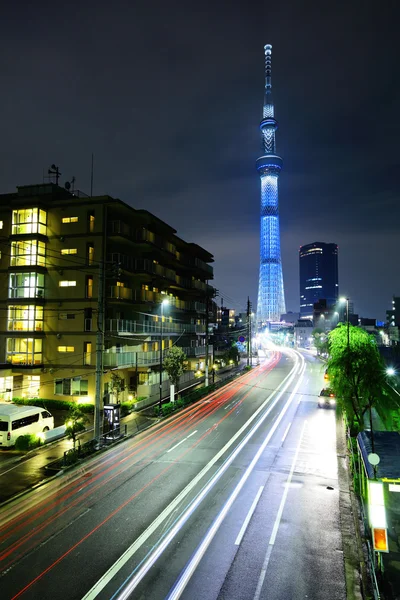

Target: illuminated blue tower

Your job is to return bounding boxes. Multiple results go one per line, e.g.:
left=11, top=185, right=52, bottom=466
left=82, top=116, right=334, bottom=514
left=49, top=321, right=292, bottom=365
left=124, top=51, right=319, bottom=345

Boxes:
left=256, top=44, right=286, bottom=326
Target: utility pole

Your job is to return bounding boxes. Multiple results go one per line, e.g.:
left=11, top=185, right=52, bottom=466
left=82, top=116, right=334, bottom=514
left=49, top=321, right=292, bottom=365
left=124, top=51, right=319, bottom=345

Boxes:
left=94, top=258, right=105, bottom=445
left=205, top=281, right=209, bottom=387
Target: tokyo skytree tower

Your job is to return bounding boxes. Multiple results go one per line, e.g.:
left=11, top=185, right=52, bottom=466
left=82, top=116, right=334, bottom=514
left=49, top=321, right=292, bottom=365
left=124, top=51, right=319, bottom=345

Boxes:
left=256, top=44, right=286, bottom=326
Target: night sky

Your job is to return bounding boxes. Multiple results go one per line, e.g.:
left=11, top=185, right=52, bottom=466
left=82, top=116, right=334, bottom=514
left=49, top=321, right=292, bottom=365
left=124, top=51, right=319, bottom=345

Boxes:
left=1, top=1, right=399, bottom=320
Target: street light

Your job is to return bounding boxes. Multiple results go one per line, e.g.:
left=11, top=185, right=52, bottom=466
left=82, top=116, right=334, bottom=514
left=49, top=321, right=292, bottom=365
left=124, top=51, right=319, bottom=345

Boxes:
left=386, top=367, right=396, bottom=377
left=339, top=297, right=350, bottom=350
left=159, top=298, right=169, bottom=412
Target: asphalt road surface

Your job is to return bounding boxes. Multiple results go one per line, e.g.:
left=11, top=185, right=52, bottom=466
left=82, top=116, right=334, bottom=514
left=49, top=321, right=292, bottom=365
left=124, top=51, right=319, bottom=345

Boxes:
left=0, top=349, right=346, bottom=600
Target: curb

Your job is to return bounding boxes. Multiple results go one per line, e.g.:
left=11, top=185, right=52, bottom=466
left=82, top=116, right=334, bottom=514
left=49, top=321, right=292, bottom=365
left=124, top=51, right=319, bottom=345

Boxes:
left=336, top=415, right=369, bottom=600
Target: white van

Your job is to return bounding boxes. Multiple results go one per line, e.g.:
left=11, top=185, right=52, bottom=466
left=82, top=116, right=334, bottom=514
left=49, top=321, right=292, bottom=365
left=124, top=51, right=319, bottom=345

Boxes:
left=0, top=405, right=54, bottom=447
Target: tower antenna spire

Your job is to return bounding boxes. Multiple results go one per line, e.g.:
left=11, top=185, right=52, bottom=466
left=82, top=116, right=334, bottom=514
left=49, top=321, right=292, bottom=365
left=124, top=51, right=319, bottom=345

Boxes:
left=256, top=44, right=286, bottom=327
left=264, top=44, right=272, bottom=90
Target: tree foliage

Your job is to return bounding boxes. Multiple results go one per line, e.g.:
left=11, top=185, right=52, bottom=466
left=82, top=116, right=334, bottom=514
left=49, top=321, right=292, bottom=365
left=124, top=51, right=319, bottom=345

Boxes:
left=109, top=371, right=124, bottom=403
left=223, top=343, right=240, bottom=365
left=65, top=405, right=88, bottom=449
left=326, top=324, right=394, bottom=431
left=163, top=346, right=186, bottom=390
left=312, top=328, right=328, bottom=356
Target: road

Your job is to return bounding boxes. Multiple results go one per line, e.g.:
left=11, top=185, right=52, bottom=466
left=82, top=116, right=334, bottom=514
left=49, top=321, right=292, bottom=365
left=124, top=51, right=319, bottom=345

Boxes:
left=0, top=349, right=346, bottom=600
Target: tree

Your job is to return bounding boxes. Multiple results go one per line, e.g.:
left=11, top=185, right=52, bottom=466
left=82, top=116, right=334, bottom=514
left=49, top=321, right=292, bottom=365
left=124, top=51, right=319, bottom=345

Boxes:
left=163, top=346, right=186, bottom=397
left=65, top=405, right=88, bottom=449
left=223, top=343, right=240, bottom=365
left=326, top=323, right=395, bottom=432
left=312, top=328, right=328, bottom=356
left=109, top=371, right=124, bottom=404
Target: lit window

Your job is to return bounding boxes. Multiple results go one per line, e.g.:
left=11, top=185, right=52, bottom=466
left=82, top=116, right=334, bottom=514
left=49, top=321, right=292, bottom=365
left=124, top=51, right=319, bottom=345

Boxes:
left=12, top=208, right=47, bottom=235
left=62, top=216, right=79, bottom=223
left=6, top=338, right=42, bottom=365
left=59, top=280, right=77, bottom=287
left=88, top=212, right=95, bottom=233
left=0, top=221, right=3, bottom=229
left=87, top=244, right=94, bottom=265
left=83, top=342, right=92, bottom=365
left=58, top=346, right=75, bottom=352
left=7, top=305, right=43, bottom=331
left=9, top=272, right=45, bottom=299
left=55, top=377, right=88, bottom=396
left=61, top=249, right=77, bottom=255
left=23, top=375, right=40, bottom=398
left=10, top=240, right=46, bottom=267
left=86, top=276, right=93, bottom=298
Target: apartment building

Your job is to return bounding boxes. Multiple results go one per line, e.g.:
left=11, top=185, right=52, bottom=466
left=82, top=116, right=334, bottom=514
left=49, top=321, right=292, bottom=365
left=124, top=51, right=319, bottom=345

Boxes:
left=0, top=183, right=214, bottom=404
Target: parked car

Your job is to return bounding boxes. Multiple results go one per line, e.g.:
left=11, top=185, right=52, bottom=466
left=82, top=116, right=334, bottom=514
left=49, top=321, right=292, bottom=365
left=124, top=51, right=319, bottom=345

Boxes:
left=318, top=388, right=336, bottom=409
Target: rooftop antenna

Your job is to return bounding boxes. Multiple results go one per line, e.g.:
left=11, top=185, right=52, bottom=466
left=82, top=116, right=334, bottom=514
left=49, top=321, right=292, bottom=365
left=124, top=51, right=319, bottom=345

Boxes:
left=48, top=164, right=61, bottom=185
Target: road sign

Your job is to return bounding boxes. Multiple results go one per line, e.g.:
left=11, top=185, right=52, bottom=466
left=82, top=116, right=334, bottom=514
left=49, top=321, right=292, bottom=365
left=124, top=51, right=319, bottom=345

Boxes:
left=238, top=336, right=245, bottom=343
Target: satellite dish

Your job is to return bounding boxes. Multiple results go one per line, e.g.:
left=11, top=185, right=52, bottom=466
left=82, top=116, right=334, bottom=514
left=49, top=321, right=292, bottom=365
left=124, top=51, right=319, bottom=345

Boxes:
left=368, top=453, right=380, bottom=466
left=65, top=181, right=71, bottom=190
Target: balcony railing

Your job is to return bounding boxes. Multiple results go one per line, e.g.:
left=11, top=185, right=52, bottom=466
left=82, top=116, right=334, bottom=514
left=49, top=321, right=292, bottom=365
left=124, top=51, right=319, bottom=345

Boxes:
left=108, top=222, right=213, bottom=276
left=105, top=319, right=206, bottom=335
left=103, top=345, right=210, bottom=367
left=109, top=286, right=132, bottom=300
left=107, top=254, right=177, bottom=282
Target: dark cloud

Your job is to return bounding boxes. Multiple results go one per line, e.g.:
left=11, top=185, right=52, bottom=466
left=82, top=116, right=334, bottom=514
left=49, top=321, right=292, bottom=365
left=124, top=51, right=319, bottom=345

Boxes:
left=1, top=1, right=399, bottom=319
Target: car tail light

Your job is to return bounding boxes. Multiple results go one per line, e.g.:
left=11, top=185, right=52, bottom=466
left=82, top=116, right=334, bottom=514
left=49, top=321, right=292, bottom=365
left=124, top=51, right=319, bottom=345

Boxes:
left=330, top=394, right=334, bottom=397
left=7, top=432, right=10, bottom=441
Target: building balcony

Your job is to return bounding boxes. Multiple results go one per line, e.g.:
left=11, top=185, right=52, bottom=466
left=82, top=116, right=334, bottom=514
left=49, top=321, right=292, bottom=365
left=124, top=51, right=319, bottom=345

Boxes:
left=109, top=286, right=133, bottom=300
left=103, top=345, right=210, bottom=367
left=107, top=254, right=177, bottom=282
left=105, top=319, right=205, bottom=336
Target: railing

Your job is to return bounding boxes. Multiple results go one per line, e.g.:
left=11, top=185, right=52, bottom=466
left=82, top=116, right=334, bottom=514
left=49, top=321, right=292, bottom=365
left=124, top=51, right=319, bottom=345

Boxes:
left=105, top=319, right=205, bottom=335
left=108, top=222, right=213, bottom=276
left=103, top=345, right=210, bottom=367
left=107, top=254, right=177, bottom=282
left=109, top=286, right=132, bottom=300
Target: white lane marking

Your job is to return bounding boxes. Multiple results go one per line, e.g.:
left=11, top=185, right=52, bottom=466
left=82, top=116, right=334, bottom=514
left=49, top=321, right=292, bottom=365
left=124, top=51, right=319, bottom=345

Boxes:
left=166, top=352, right=305, bottom=600
left=167, top=439, right=186, bottom=453
left=166, top=431, right=198, bottom=453
left=281, top=422, right=291, bottom=443
left=82, top=353, right=300, bottom=600
left=297, top=394, right=303, bottom=405
left=235, top=486, right=264, bottom=546
left=253, top=420, right=307, bottom=600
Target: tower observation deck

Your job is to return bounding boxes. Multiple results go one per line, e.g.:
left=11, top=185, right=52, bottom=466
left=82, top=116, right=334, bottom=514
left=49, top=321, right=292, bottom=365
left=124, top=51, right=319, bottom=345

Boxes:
left=256, top=44, right=286, bottom=326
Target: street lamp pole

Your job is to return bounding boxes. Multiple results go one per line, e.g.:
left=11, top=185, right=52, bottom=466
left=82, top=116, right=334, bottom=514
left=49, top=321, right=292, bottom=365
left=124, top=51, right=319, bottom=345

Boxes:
left=346, top=297, right=349, bottom=351
left=159, top=299, right=169, bottom=412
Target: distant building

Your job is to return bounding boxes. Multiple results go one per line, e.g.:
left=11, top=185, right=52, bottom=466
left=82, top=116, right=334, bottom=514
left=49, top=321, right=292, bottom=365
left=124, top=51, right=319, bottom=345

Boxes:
left=280, top=311, right=300, bottom=324
left=386, top=296, right=400, bottom=345
left=294, top=319, right=313, bottom=348
left=299, top=242, right=338, bottom=318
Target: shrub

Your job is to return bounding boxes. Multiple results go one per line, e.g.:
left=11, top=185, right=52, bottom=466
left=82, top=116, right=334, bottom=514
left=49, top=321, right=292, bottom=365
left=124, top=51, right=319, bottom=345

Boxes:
left=15, top=434, right=42, bottom=451
left=244, top=365, right=252, bottom=372
left=120, top=401, right=136, bottom=417
left=12, top=397, right=94, bottom=413
left=162, top=402, right=175, bottom=417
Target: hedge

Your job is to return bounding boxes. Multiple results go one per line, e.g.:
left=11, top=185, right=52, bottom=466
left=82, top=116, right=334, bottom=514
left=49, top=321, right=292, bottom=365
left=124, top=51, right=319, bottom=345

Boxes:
left=15, top=434, right=43, bottom=451
left=12, top=397, right=94, bottom=413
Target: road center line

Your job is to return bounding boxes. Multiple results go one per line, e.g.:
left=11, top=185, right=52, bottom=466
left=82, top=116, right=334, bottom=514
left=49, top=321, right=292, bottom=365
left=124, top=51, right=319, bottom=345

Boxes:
left=82, top=352, right=301, bottom=600
left=253, top=419, right=307, bottom=600
left=235, top=486, right=264, bottom=546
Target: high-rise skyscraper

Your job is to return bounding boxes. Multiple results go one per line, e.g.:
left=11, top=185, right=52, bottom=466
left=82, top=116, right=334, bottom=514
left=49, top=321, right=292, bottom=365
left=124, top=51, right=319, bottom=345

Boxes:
left=256, top=44, right=286, bottom=327
left=299, top=242, right=339, bottom=318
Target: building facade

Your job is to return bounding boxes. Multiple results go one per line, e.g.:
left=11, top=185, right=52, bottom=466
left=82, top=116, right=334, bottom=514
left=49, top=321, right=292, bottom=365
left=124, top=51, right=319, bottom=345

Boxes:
left=0, top=183, right=214, bottom=404
left=299, top=242, right=339, bottom=318
left=256, top=44, right=286, bottom=327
